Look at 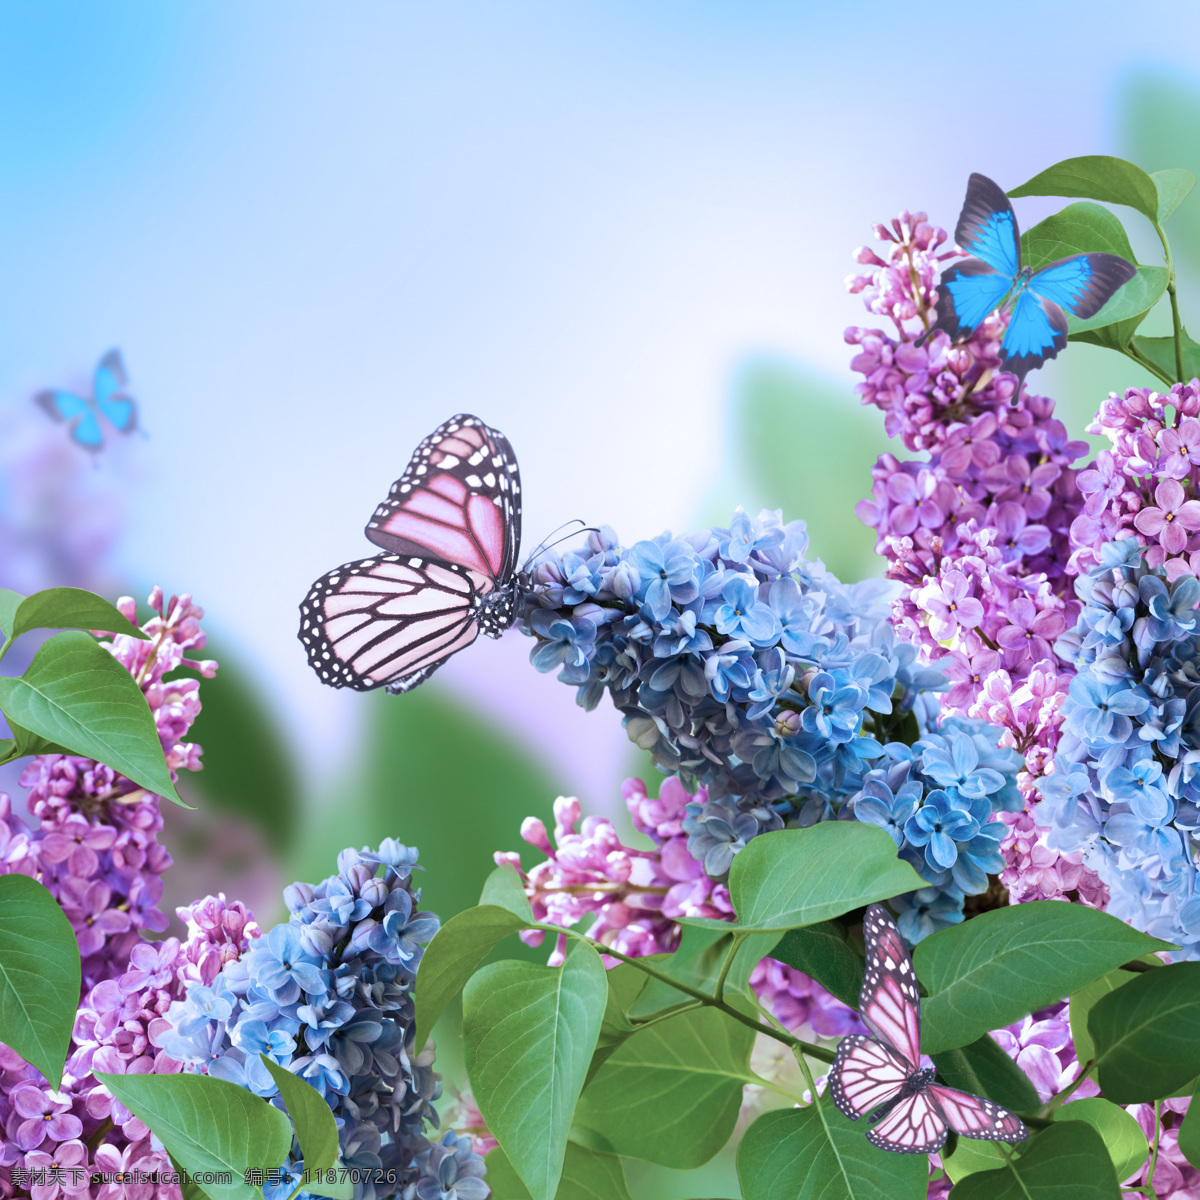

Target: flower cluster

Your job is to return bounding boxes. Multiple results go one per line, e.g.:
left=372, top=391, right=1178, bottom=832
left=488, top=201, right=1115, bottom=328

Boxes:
left=848, top=212, right=1088, bottom=783
left=1033, top=542, right=1200, bottom=957
left=159, top=841, right=478, bottom=1200
left=1071, top=380, right=1200, bottom=580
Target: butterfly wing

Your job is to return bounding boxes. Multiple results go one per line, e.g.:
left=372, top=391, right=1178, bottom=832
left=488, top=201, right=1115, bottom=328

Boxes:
left=829, top=1034, right=910, bottom=1121
left=298, top=555, right=484, bottom=692
left=34, top=389, right=104, bottom=451
left=926, top=1084, right=1028, bottom=1144
left=866, top=1090, right=948, bottom=1154
left=999, top=287, right=1068, bottom=390
left=365, top=414, right=522, bottom=592
left=1028, top=253, right=1137, bottom=320
left=858, top=904, right=922, bottom=1068
left=933, top=259, right=1013, bottom=342
left=955, top=173, right=1020, bottom=278
left=93, top=349, right=138, bottom=435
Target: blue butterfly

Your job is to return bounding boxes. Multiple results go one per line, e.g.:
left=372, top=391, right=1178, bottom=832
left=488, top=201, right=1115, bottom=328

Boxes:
left=35, top=349, right=138, bottom=452
left=920, top=173, right=1136, bottom=390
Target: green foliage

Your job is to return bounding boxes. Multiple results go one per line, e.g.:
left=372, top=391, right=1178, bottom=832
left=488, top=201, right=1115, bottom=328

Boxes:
left=294, top=685, right=563, bottom=927
left=1068, top=966, right=1139, bottom=1065
left=0, top=586, right=148, bottom=649
left=1056, top=1097, right=1149, bottom=1181
left=414, top=903, right=532, bottom=1046
left=770, top=918, right=863, bottom=1010
left=913, top=901, right=1167, bottom=1053
left=728, top=358, right=891, bottom=583
left=1179, top=1078, right=1200, bottom=1169
left=182, top=638, right=301, bottom=849
left=724, top=822, right=925, bottom=932
left=930, top=1034, right=1040, bottom=1113
left=257, top=1055, right=341, bottom=1177
left=463, top=940, right=608, bottom=1200
left=737, top=1102, right=928, bottom=1199
left=1089, top=961, right=1200, bottom=1103
left=1010, top=155, right=1164, bottom=222
left=0, top=629, right=183, bottom=803
left=484, top=1143, right=634, bottom=1200
left=573, top=1005, right=757, bottom=1168
left=948, top=1121, right=1120, bottom=1199
left=0, top=874, right=81, bottom=1089
left=96, top=1071, right=294, bottom=1200
left=1131, top=327, right=1200, bottom=381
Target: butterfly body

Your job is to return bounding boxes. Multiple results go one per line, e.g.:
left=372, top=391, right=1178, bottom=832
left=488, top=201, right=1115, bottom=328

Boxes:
left=299, top=414, right=524, bottom=694
left=923, top=173, right=1136, bottom=391
left=829, top=904, right=1027, bottom=1154
left=35, top=349, right=138, bottom=452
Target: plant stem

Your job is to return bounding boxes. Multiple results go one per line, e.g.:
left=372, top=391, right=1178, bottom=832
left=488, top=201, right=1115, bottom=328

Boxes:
left=1146, top=1099, right=1163, bottom=1193
left=1154, top=221, right=1185, bottom=383
left=714, top=931, right=747, bottom=1005
left=1126, top=343, right=1177, bottom=388
left=1036, top=1058, right=1094, bottom=1120
left=596, top=940, right=835, bottom=1064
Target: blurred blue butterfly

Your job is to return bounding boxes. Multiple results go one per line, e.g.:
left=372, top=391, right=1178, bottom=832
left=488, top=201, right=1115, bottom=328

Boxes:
left=35, top=349, right=138, bottom=452
left=920, top=174, right=1136, bottom=391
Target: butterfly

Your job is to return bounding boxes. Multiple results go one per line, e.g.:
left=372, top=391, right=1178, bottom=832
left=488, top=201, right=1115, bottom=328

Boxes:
left=919, top=173, right=1136, bottom=391
left=829, top=903, right=1028, bottom=1154
left=298, top=413, right=523, bottom=695
left=35, top=349, right=138, bottom=452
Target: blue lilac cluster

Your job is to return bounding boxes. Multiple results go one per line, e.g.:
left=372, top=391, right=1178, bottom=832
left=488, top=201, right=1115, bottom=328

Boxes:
left=520, top=510, right=1023, bottom=936
left=1037, top=537, right=1200, bottom=957
left=159, top=842, right=480, bottom=1200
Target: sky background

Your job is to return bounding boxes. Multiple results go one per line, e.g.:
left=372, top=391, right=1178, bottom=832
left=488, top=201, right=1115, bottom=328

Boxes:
left=7, top=5, right=1200, bottom=1194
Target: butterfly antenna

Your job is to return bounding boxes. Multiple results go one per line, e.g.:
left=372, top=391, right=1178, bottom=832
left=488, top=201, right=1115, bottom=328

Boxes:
left=521, top=520, right=599, bottom=568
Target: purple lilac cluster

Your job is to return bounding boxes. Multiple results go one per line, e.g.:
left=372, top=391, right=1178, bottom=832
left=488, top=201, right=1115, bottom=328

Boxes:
left=846, top=211, right=1111, bottom=906
left=519, top=518, right=1023, bottom=931
left=158, top=842, right=479, bottom=1200
left=1034, top=542, right=1200, bottom=957
left=5, top=588, right=216, bottom=990
left=1071, top=381, right=1200, bottom=580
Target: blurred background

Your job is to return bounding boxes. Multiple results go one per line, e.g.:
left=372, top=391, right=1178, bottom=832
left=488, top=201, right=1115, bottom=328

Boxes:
left=4, top=2, right=1200, bottom=1193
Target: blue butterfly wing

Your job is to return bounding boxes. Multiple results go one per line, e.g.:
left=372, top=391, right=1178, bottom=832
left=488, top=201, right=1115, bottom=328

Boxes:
left=96, top=393, right=137, bottom=433
left=999, top=288, right=1068, bottom=390
left=1027, top=253, right=1137, bottom=319
left=955, top=174, right=1020, bottom=278
left=93, top=349, right=128, bottom=404
left=935, top=260, right=1012, bottom=341
left=34, top=389, right=104, bottom=449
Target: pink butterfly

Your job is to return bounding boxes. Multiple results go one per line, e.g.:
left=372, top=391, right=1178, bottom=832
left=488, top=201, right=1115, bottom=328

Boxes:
left=299, top=413, right=522, bottom=694
left=829, top=904, right=1028, bottom=1154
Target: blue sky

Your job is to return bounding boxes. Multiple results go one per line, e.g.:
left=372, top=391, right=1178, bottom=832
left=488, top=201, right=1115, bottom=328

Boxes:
left=3, top=0, right=1200, bottom=802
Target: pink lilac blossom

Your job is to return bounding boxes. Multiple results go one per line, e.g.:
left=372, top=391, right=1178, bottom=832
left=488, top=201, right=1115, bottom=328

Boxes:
left=499, top=777, right=861, bottom=1036
left=0, top=590, right=231, bottom=1199
left=1072, top=380, right=1200, bottom=581
left=847, top=210, right=1104, bottom=903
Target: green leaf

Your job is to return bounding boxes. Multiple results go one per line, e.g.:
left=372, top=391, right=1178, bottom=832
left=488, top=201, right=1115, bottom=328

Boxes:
left=931, top=1033, right=1041, bottom=1113
left=1069, top=267, right=1168, bottom=337
left=0, top=589, right=22, bottom=640
left=585, top=964, right=646, bottom=1085
left=737, top=1102, right=928, bottom=1199
left=573, top=1004, right=756, bottom=1168
left=181, top=639, right=300, bottom=850
left=484, top=1143, right=633, bottom=1200
left=5, top=717, right=69, bottom=759
left=1154, top=168, right=1196, bottom=225
left=1089, top=961, right=1200, bottom=1103
left=1022, top=201, right=1136, bottom=266
left=627, top=923, right=779, bottom=1017
left=1131, top=328, right=1200, bottom=382
left=1178, top=1078, right=1200, bottom=1169
left=414, top=904, right=531, bottom=1047
left=771, top=919, right=864, bottom=1010
left=1057, top=1097, right=1149, bottom=1181
left=7, top=587, right=148, bottom=646
left=942, top=1136, right=1007, bottom=1183
left=96, top=1071, right=294, bottom=1200
left=1069, top=967, right=1138, bottom=1065
left=0, top=874, right=81, bottom=1088
left=914, top=901, right=1168, bottom=1054
left=257, top=1056, right=339, bottom=1172
left=949, top=1121, right=1120, bottom=1200
left=0, top=630, right=184, bottom=804
left=727, top=823, right=925, bottom=933
left=1010, top=156, right=1161, bottom=222
left=479, top=864, right=535, bottom=922
left=463, top=940, right=607, bottom=1200
left=168, top=1154, right=211, bottom=1200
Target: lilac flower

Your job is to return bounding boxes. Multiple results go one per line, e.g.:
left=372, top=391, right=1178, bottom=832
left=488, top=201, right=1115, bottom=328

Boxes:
left=11, top=1086, right=83, bottom=1150
left=709, top=575, right=781, bottom=646
left=1133, top=477, right=1200, bottom=555
left=903, top=790, right=979, bottom=872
